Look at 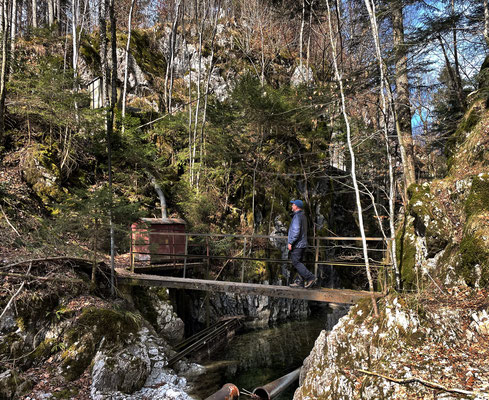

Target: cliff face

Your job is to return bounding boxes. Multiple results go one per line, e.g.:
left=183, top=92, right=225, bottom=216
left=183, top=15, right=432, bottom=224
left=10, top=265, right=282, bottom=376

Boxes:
left=294, top=102, right=489, bottom=399
left=295, top=292, right=489, bottom=399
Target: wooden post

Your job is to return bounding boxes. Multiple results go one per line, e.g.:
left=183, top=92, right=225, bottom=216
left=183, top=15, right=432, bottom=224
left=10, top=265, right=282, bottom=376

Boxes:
left=183, top=233, right=188, bottom=278
left=241, top=237, right=247, bottom=283
left=172, top=233, right=176, bottom=269
left=206, top=236, right=210, bottom=328
left=130, top=227, right=134, bottom=272
left=314, top=237, right=319, bottom=278
left=384, top=239, right=390, bottom=294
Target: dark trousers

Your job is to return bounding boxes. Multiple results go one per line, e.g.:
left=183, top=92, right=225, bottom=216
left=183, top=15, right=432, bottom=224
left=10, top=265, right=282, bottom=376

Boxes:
left=290, top=247, right=314, bottom=281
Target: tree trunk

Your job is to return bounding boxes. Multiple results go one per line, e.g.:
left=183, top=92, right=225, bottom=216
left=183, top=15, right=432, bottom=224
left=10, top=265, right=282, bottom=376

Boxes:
left=198, top=0, right=220, bottom=185
left=306, top=0, right=314, bottom=82
left=165, top=0, right=182, bottom=113
left=72, top=0, right=78, bottom=75
left=10, top=0, right=16, bottom=58
left=299, top=0, right=305, bottom=71
left=191, top=0, right=207, bottom=187
left=48, top=0, right=54, bottom=26
left=484, top=0, right=489, bottom=47
left=108, top=0, right=117, bottom=296
left=364, top=0, right=400, bottom=290
left=438, top=36, right=466, bottom=111
left=31, top=0, right=37, bottom=28
left=450, top=0, right=466, bottom=109
left=0, top=0, right=9, bottom=144
left=121, top=0, right=136, bottom=134
left=325, top=0, right=378, bottom=316
left=392, top=0, right=416, bottom=190
left=99, top=0, right=115, bottom=296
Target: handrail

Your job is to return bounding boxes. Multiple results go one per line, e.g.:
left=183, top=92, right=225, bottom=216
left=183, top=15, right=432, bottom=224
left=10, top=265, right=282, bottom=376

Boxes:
left=130, top=251, right=390, bottom=267
left=131, top=230, right=390, bottom=241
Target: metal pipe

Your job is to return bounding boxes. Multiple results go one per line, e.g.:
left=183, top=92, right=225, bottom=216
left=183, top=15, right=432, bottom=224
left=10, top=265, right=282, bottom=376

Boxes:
left=252, top=368, right=301, bottom=400
left=205, top=383, right=239, bottom=400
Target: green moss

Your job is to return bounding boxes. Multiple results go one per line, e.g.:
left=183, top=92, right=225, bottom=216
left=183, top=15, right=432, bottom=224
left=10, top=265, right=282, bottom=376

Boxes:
left=67, top=307, right=141, bottom=345
left=79, top=34, right=100, bottom=71
left=465, top=175, right=489, bottom=217
left=60, top=342, right=95, bottom=381
left=130, top=30, right=166, bottom=80
left=28, top=338, right=56, bottom=363
left=458, top=234, right=489, bottom=286
left=396, top=216, right=417, bottom=290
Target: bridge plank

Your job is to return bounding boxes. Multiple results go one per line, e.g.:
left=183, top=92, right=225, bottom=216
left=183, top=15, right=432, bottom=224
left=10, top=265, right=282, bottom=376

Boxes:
left=116, top=270, right=382, bottom=304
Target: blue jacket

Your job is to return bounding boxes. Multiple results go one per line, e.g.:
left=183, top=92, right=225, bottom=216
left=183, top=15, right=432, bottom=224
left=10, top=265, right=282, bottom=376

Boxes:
left=288, top=210, right=308, bottom=249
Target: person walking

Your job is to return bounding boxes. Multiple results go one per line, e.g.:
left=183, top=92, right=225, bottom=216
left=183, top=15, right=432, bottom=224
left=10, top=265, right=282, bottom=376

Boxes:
left=288, top=200, right=316, bottom=288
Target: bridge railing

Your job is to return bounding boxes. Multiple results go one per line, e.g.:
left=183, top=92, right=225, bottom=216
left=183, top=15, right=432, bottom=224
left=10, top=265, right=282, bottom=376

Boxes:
left=130, top=231, right=393, bottom=291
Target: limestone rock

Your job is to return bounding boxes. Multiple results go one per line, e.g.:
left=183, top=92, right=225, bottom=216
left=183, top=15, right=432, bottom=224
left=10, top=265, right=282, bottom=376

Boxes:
left=91, top=340, right=151, bottom=394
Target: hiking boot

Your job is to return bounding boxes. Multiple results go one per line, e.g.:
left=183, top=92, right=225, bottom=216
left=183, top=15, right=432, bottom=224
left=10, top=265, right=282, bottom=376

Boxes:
left=304, top=277, right=317, bottom=289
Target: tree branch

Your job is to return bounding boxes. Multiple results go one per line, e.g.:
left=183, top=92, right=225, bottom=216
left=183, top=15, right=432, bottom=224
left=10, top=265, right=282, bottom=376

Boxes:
left=357, top=369, right=487, bottom=398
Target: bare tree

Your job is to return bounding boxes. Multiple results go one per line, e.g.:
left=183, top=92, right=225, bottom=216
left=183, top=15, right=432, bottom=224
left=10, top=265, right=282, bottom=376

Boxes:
left=484, top=0, right=489, bottom=47
left=164, top=0, right=182, bottom=113
left=363, top=0, right=400, bottom=290
left=325, top=0, right=378, bottom=315
left=0, top=0, right=9, bottom=144
left=32, top=0, right=37, bottom=28
left=121, top=0, right=136, bottom=134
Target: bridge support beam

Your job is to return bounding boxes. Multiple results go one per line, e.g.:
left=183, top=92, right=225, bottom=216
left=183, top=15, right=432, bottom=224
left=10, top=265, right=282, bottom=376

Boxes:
left=116, top=271, right=381, bottom=304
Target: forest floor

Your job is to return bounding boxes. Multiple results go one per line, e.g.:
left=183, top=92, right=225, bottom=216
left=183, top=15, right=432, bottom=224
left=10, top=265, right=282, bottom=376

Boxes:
left=391, top=286, right=489, bottom=399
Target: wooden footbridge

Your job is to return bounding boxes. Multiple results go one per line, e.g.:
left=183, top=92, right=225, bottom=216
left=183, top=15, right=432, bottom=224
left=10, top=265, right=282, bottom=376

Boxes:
left=118, top=230, right=389, bottom=304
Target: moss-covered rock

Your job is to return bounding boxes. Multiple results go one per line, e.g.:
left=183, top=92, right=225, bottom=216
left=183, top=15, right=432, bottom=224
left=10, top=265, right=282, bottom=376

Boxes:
left=465, top=174, right=489, bottom=217
left=0, top=369, right=33, bottom=400
left=396, top=215, right=417, bottom=290
left=58, top=307, right=142, bottom=381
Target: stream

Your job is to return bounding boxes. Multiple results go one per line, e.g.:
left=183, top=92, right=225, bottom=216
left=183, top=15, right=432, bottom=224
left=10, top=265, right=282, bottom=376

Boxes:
left=188, top=303, right=349, bottom=399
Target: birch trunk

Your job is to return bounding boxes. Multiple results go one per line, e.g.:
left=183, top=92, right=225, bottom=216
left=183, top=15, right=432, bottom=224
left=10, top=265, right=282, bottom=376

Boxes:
left=166, top=0, right=182, bottom=113
left=48, top=0, right=54, bottom=25
left=72, top=0, right=78, bottom=75
left=306, top=0, right=314, bottom=82
left=484, top=0, right=489, bottom=47
left=299, top=0, right=305, bottom=72
left=121, top=0, right=136, bottom=134
left=198, top=0, right=220, bottom=185
left=191, top=0, right=207, bottom=187
left=363, top=0, right=400, bottom=290
left=31, top=0, right=37, bottom=28
left=325, top=0, right=378, bottom=315
left=108, top=0, right=117, bottom=296
left=0, top=0, right=9, bottom=143
left=10, top=0, right=16, bottom=57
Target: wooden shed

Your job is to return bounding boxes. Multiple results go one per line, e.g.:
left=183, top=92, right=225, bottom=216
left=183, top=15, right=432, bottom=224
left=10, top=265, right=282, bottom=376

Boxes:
left=131, top=218, right=187, bottom=264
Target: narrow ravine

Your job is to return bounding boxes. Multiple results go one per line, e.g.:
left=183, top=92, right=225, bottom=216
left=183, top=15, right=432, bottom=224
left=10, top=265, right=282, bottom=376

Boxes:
left=187, top=304, right=349, bottom=399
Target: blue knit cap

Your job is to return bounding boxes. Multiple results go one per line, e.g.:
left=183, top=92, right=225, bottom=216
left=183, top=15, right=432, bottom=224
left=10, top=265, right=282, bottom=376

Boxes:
left=290, top=199, right=304, bottom=208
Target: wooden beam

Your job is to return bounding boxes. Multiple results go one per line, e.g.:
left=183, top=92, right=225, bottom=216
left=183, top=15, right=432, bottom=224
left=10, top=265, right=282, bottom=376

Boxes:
left=116, top=270, right=381, bottom=304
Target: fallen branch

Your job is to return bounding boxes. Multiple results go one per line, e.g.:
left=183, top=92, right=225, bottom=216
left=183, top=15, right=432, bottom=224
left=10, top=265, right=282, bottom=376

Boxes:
left=0, top=263, right=32, bottom=321
left=0, top=205, right=21, bottom=237
left=357, top=369, right=488, bottom=398
left=2, top=256, right=100, bottom=270
left=0, top=271, right=85, bottom=284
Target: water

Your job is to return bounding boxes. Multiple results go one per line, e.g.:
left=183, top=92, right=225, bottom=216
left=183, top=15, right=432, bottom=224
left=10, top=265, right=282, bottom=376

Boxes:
left=190, top=304, right=349, bottom=399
